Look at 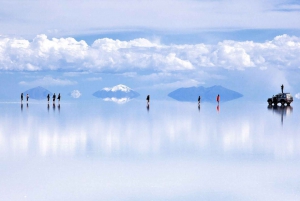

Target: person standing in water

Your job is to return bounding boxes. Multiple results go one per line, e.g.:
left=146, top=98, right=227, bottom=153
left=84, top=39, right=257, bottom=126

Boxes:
left=281, top=84, right=284, bottom=94
left=216, top=94, right=220, bottom=104
left=53, top=93, right=56, bottom=104
left=198, top=96, right=201, bottom=105
left=26, top=94, right=29, bottom=102
left=146, top=95, right=150, bottom=105
left=21, top=93, right=23, bottom=103
left=57, top=93, right=61, bottom=103
left=47, top=94, right=50, bottom=103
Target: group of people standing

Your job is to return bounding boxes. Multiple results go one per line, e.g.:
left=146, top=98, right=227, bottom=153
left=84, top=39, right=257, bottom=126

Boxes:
left=47, top=93, right=61, bottom=104
left=21, top=93, right=61, bottom=103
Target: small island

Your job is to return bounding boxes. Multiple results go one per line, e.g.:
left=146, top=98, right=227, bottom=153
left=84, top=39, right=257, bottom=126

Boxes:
left=168, top=85, right=243, bottom=102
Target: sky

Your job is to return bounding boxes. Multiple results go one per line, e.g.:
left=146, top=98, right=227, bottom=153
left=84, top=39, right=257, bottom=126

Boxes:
left=0, top=0, right=300, bottom=101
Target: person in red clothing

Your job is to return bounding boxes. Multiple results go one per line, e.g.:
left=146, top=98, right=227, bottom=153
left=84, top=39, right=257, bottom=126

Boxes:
left=216, top=94, right=220, bottom=104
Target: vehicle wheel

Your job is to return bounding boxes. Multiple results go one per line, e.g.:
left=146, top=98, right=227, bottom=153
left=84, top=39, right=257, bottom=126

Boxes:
left=281, top=100, right=285, bottom=106
left=287, top=103, right=290, bottom=106
left=268, top=101, right=272, bottom=105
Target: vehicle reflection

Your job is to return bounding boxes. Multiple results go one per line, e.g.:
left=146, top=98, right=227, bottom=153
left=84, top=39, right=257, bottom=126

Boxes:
left=267, top=105, right=293, bottom=125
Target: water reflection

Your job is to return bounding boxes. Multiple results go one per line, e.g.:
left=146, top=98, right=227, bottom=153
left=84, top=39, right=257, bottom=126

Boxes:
left=103, top=97, right=131, bottom=104
left=0, top=101, right=299, bottom=158
left=267, top=105, right=293, bottom=125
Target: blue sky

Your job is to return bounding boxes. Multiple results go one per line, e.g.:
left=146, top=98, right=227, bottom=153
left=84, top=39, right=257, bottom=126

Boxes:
left=0, top=0, right=300, bottom=101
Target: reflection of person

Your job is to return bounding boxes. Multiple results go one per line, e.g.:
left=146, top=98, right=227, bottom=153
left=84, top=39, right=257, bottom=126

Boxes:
left=57, top=93, right=61, bottom=102
left=198, top=96, right=201, bottom=105
left=216, top=94, right=220, bottom=103
left=53, top=93, right=56, bottom=103
left=26, top=94, right=29, bottom=102
left=47, top=94, right=50, bottom=102
left=281, top=84, right=284, bottom=94
left=146, top=95, right=150, bottom=105
left=21, top=93, right=23, bottom=102
left=217, top=104, right=220, bottom=112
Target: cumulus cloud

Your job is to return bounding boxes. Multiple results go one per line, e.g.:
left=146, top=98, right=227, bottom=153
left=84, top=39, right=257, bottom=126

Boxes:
left=19, top=76, right=77, bottom=86
left=70, top=90, right=81, bottom=98
left=1, top=34, right=300, bottom=73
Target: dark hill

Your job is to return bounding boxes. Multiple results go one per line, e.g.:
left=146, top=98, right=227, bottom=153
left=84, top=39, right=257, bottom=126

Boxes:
left=168, top=85, right=243, bottom=102
left=23, top=86, right=53, bottom=100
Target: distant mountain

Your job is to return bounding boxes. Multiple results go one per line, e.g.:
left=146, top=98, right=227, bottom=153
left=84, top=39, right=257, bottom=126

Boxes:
left=93, top=84, right=140, bottom=99
left=23, top=86, right=53, bottom=100
left=168, top=85, right=243, bottom=102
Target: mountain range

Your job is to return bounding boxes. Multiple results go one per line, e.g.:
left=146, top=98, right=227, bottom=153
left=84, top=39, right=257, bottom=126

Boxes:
left=93, top=84, right=140, bottom=99
left=168, top=85, right=243, bottom=102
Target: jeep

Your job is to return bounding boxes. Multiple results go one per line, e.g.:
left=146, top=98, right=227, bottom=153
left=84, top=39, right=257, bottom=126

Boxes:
left=267, top=93, right=293, bottom=106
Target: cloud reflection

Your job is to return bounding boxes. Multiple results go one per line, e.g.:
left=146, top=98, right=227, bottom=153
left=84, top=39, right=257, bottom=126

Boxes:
left=0, top=102, right=300, bottom=158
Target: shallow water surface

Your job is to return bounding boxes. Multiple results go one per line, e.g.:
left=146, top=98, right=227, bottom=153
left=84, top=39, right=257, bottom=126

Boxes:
left=0, top=100, right=300, bottom=200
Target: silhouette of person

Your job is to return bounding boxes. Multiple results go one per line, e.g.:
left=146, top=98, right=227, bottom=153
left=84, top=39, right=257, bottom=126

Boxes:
left=198, top=96, right=201, bottom=105
left=281, top=84, right=284, bottom=94
left=57, top=93, right=61, bottom=102
left=47, top=94, right=50, bottom=102
left=21, top=103, right=23, bottom=111
left=217, top=104, right=220, bottom=113
left=26, top=94, right=29, bottom=102
left=21, top=93, right=23, bottom=102
left=53, top=93, right=56, bottom=103
left=216, top=94, right=220, bottom=104
left=146, top=95, right=150, bottom=105
left=47, top=103, right=50, bottom=111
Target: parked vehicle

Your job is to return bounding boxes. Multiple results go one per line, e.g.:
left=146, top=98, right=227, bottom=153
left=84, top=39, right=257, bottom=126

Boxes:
left=267, top=93, right=293, bottom=106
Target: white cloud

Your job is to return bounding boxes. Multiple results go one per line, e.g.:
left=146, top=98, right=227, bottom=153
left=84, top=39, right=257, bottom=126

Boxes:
left=63, top=72, right=89, bottom=77
left=151, top=79, right=204, bottom=89
left=70, top=90, right=81, bottom=98
left=0, top=0, right=299, bottom=37
left=1, top=34, right=300, bottom=73
left=19, top=76, right=77, bottom=86
left=295, top=93, right=300, bottom=99
left=86, top=77, right=102, bottom=81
